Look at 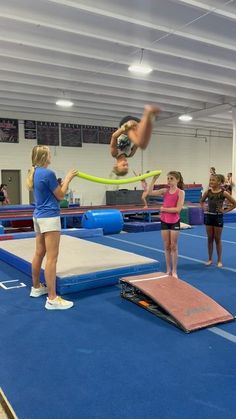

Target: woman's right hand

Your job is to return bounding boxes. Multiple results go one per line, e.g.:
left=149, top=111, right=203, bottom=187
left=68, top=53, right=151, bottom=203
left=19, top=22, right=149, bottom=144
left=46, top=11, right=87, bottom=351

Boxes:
left=65, top=169, right=77, bottom=183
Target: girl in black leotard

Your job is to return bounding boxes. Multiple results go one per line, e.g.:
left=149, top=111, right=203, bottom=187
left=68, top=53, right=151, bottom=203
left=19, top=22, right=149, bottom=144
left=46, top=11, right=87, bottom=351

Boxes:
left=200, top=174, right=236, bottom=267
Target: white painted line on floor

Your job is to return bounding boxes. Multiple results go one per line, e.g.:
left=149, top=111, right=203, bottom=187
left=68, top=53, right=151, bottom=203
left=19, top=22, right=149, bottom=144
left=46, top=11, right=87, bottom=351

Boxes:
left=107, top=236, right=236, bottom=273
left=181, top=232, right=207, bottom=239
left=0, top=280, right=27, bottom=290
left=181, top=232, right=236, bottom=245
left=209, top=327, right=236, bottom=343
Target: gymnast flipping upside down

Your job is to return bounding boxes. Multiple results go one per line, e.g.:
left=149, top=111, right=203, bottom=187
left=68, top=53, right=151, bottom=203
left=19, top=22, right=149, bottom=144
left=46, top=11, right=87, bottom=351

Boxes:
left=110, top=105, right=160, bottom=177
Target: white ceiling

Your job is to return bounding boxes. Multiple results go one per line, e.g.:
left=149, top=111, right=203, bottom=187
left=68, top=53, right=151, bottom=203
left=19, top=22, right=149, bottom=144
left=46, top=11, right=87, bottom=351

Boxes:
left=0, top=0, right=236, bottom=132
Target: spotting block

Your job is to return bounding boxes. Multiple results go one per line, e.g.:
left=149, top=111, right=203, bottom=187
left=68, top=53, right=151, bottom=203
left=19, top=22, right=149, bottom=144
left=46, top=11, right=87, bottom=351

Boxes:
left=120, top=272, right=235, bottom=332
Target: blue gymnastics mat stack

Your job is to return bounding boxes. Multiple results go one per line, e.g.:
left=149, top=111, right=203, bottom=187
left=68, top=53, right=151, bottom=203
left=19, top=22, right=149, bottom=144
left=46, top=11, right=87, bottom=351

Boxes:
left=184, top=186, right=202, bottom=203
left=152, top=184, right=203, bottom=204
left=123, top=221, right=161, bottom=232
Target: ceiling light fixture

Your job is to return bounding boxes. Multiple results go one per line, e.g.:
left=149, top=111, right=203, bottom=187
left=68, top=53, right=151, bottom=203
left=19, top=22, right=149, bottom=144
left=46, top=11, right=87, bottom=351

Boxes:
left=56, top=99, right=74, bottom=107
left=178, top=114, right=193, bottom=122
left=128, top=48, right=153, bottom=75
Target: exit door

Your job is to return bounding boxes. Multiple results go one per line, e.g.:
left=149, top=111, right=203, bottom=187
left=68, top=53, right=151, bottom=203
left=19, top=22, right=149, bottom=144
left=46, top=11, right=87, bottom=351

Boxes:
left=1, top=170, right=21, bottom=205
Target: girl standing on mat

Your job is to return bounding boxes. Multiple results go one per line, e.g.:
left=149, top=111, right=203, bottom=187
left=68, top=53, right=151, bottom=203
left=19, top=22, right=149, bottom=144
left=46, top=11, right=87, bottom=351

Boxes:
left=143, top=171, right=185, bottom=278
left=110, top=105, right=160, bottom=176
left=200, top=173, right=236, bottom=268
left=27, top=145, right=77, bottom=310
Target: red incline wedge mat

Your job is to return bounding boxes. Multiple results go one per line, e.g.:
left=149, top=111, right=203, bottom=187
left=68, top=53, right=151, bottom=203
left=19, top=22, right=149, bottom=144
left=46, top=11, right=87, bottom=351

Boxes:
left=120, top=272, right=235, bottom=332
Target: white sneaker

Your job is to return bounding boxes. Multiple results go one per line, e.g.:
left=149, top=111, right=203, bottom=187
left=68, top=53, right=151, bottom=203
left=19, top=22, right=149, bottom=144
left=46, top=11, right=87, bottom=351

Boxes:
left=30, top=283, right=48, bottom=297
left=45, top=296, right=74, bottom=310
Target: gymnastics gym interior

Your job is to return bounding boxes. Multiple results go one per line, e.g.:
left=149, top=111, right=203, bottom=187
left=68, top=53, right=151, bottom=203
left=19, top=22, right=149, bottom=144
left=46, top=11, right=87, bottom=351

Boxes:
left=1, top=1, right=236, bottom=419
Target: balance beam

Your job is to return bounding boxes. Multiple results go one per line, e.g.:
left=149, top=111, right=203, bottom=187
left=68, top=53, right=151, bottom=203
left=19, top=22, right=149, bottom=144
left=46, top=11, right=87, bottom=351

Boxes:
left=120, top=272, right=235, bottom=332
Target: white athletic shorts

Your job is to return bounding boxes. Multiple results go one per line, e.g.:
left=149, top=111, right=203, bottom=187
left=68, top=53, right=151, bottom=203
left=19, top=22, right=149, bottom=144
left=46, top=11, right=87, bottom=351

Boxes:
left=33, top=216, right=61, bottom=234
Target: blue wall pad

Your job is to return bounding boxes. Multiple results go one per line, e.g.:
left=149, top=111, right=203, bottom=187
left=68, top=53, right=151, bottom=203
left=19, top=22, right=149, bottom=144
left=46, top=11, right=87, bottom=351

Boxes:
left=123, top=221, right=161, bottom=232
left=0, top=236, right=159, bottom=294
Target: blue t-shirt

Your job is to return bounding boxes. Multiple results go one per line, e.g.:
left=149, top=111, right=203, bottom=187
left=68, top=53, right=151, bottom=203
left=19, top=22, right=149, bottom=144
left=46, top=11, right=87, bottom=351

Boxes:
left=33, top=167, right=60, bottom=218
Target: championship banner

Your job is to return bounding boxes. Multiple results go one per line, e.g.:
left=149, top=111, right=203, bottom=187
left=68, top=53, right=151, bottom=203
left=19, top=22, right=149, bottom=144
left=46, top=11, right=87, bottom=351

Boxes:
left=0, top=119, right=18, bottom=143
left=82, top=125, right=99, bottom=143
left=24, top=120, right=37, bottom=139
left=37, top=121, right=59, bottom=146
left=61, top=123, right=82, bottom=147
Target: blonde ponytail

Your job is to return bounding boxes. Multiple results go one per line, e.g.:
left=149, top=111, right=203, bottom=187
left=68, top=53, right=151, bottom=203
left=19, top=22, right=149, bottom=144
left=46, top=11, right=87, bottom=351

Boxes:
left=26, top=145, right=50, bottom=191
left=26, top=166, right=35, bottom=191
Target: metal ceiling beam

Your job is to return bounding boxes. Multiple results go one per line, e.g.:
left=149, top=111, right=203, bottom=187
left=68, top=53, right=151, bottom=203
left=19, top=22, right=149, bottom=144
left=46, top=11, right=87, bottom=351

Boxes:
left=1, top=22, right=236, bottom=74
left=157, top=103, right=233, bottom=127
left=0, top=44, right=235, bottom=90
left=1, top=2, right=236, bottom=54
left=0, top=54, right=234, bottom=102
left=0, top=84, right=204, bottom=110
left=177, top=0, right=236, bottom=20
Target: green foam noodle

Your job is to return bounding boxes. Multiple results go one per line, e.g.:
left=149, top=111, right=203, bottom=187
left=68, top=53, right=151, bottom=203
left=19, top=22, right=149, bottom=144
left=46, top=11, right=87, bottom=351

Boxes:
left=76, top=170, right=162, bottom=185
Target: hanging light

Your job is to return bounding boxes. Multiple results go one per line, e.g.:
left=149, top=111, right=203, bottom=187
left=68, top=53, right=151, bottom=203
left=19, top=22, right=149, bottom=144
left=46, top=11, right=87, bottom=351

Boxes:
left=128, top=48, right=153, bottom=75
left=178, top=114, right=193, bottom=122
left=56, top=99, right=74, bottom=107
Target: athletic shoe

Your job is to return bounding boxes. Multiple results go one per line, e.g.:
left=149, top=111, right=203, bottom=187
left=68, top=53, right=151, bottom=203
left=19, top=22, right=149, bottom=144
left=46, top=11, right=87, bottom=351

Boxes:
left=30, top=283, right=48, bottom=297
left=205, top=260, right=212, bottom=266
left=45, top=296, right=74, bottom=310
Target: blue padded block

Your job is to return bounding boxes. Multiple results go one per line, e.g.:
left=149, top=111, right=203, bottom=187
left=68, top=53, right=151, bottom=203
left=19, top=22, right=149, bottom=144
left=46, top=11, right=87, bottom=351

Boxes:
left=0, top=249, right=35, bottom=283
left=0, top=228, right=103, bottom=241
left=0, top=247, right=159, bottom=295
left=57, top=261, right=159, bottom=294
left=123, top=222, right=161, bottom=232
left=144, top=222, right=161, bottom=231
left=123, top=222, right=145, bottom=232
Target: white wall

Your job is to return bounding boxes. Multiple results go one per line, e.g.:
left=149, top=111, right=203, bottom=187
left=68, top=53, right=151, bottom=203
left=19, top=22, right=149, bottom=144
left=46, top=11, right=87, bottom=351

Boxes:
left=146, top=128, right=232, bottom=192
left=0, top=118, right=233, bottom=205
